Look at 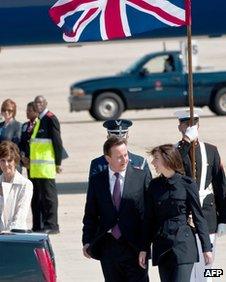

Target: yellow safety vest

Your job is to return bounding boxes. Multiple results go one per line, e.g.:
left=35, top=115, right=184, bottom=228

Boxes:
left=30, top=118, right=56, bottom=179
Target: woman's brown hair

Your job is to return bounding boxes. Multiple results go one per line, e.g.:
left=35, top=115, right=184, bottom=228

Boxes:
left=148, top=144, right=185, bottom=175
left=0, top=141, right=20, bottom=165
left=1, top=99, right=17, bottom=118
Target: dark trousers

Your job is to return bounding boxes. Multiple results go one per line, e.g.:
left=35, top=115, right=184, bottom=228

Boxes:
left=31, top=178, right=59, bottom=231
left=158, top=256, right=193, bottom=282
left=100, top=234, right=148, bottom=282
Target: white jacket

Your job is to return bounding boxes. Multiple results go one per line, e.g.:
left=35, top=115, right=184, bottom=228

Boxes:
left=0, top=170, right=33, bottom=231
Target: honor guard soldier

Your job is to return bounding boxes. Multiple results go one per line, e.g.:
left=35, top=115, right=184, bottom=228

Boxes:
left=89, top=119, right=151, bottom=178
left=174, top=108, right=226, bottom=282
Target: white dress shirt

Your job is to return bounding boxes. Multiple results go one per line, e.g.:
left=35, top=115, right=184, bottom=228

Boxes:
left=39, top=108, right=48, bottom=119
left=108, top=167, right=126, bottom=196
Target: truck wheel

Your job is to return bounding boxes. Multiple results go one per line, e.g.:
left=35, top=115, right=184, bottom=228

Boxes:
left=91, top=92, right=124, bottom=121
left=211, top=87, right=226, bottom=115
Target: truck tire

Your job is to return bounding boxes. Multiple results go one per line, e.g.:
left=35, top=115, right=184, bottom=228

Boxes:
left=90, top=92, right=124, bottom=121
left=211, top=87, right=226, bottom=115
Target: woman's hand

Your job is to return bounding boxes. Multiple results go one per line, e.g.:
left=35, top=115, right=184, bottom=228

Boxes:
left=139, top=251, right=147, bottom=269
left=203, top=252, right=213, bottom=265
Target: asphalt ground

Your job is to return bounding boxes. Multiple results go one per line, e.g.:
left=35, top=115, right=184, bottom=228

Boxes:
left=0, top=37, right=226, bottom=281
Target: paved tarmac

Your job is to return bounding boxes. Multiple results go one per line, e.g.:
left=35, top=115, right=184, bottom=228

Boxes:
left=0, top=37, right=226, bottom=281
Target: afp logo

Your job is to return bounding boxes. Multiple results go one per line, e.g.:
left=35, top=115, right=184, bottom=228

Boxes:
left=204, top=269, right=223, bottom=277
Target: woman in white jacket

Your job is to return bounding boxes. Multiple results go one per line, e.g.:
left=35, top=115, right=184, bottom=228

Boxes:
left=0, top=140, right=33, bottom=231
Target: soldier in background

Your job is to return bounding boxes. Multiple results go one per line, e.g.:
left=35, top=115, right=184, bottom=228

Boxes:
left=89, top=119, right=151, bottom=178
left=174, top=108, right=226, bottom=282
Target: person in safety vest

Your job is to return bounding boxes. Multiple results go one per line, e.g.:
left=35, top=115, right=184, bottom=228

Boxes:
left=30, top=95, right=63, bottom=234
left=174, top=108, right=226, bottom=282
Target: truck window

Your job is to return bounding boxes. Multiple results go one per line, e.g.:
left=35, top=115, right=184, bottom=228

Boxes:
left=143, top=55, right=175, bottom=73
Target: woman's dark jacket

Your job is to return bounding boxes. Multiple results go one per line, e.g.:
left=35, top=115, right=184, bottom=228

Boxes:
left=142, top=173, right=212, bottom=266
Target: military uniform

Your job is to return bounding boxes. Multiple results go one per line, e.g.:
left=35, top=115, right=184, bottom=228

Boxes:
left=178, top=140, right=226, bottom=233
left=89, top=151, right=149, bottom=178
left=88, top=119, right=151, bottom=178
left=174, top=108, right=226, bottom=282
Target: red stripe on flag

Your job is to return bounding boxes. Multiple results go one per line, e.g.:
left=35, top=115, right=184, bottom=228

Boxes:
left=65, top=7, right=98, bottom=38
left=49, top=0, right=95, bottom=24
left=129, top=0, right=186, bottom=26
left=105, top=0, right=126, bottom=39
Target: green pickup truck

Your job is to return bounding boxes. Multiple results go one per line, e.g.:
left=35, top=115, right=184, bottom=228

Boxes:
left=69, top=50, right=226, bottom=120
left=0, top=230, right=56, bottom=282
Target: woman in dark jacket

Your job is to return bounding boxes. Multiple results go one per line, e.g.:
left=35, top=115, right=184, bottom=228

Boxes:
left=0, top=99, right=21, bottom=145
left=139, top=144, right=212, bottom=282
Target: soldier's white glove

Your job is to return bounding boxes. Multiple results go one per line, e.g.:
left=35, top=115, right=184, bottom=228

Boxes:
left=217, top=223, right=226, bottom=237
left=185, top=125, right=198, bottom=142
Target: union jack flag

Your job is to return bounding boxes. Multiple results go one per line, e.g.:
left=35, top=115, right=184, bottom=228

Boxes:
left=49, top=0, right=189, bottom=42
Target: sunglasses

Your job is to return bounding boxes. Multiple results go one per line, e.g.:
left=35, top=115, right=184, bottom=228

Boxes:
left=2, top=109, right=14, bottom=113
left=0, top=158, right=14, bottom=163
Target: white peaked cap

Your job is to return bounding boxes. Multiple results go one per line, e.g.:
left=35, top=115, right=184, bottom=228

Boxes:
left=173, top=108, right=203, bottom=121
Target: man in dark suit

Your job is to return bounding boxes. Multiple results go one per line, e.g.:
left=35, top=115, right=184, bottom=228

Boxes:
left=83, top=135, right=150, bottom=282
left=174, top=108, right=226, bottom=282
left=89, top=119, right=151, bottom=178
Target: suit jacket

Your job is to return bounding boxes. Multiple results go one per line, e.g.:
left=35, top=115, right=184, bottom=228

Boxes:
left=36, top=111, right=63, bottom=166
left=178, top=140, right=226, bottom=233
left=82, top=163, right=150, bottom=260
left=142, top=173, right=212, bottom=266
left=89, top=151, right=151, bottom=178
left=0, top=170, right=33, bottom=231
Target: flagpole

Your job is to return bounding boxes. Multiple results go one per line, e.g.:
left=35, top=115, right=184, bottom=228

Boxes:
left=186, top=0, right=195, bottom=179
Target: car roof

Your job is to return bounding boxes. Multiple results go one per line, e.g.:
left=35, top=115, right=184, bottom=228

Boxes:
left=0, top=231, right=48, bottom=242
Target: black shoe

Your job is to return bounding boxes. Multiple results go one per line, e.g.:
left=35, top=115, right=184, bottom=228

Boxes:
left=43, top=228, right=60, bottom=235
left=32, top=228, right=42, bottom=232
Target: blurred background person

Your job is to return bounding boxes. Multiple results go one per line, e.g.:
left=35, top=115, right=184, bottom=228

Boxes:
left=0, top=141, right=33, bottom=232
left=163, top=54, right=175, bottom=72
left=0, top=99, right=21, bottom=146
left=19, top=102, right=39, bottom=177
left=30, top=95, right=63, bottom=234
left=139, top=144, right=212, bottom=282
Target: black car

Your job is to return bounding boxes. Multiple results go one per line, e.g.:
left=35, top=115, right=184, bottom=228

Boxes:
left=0, top=230, right=56, bottom=282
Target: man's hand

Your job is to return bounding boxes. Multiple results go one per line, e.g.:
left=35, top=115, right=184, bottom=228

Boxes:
left=203, top=252, right=213, bottom=265
left=56, top=165, right=62, bottom=174
left=184, top=125, right=198, bottom=142
left=83, top=243, right=91, bottom=259
left=139, top=251, right=147, bottom=269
